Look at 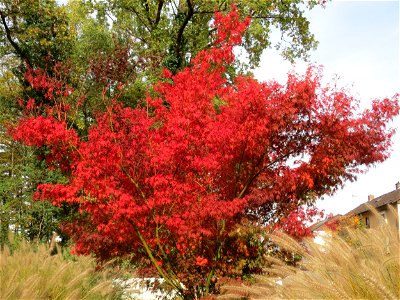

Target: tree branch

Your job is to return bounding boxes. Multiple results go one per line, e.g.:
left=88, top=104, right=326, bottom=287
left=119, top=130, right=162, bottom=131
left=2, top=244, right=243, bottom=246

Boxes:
left=237, top=151, right=295, bottom=199
left=154, top=0, right=164, bottom=26
left=0, top=9, right=32, bottom=68
left=174, top=0, right=194, bottom=62
left=123, top=5, right=151, bottom=33
left=142, top=0, right=154, bottom=27
left=128, top=220, right=184, bottom=294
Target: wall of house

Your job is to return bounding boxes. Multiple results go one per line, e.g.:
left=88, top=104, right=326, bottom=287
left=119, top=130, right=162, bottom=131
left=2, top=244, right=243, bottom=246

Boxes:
left=360, top=203, right=399, bottom=235
left=386, top=203, right=399, bottom=232
left=360, top=210, right=378, bottom=228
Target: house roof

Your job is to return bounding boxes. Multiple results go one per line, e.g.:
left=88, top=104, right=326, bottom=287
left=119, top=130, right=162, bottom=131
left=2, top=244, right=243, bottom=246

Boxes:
left=346, top=188, right=400, bottom=216
left=309, top=214, right=342, bottom=232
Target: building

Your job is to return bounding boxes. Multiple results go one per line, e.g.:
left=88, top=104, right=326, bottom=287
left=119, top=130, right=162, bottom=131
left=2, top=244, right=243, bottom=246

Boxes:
left=309, top=214, right=343, bottom=233
left=346, top=182, right=400, bottom=237
left=308, top=214, right=345, bottom=248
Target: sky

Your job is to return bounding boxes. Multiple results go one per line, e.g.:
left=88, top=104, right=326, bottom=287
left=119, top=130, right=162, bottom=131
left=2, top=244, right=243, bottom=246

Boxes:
left=254, top=0, right=400, bottom=215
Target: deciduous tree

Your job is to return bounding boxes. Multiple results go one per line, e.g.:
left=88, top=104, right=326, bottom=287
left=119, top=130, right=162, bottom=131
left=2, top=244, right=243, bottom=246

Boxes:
left=0, top=0, right=326, bottom=245
left=11, top=7, right=400, bottom=299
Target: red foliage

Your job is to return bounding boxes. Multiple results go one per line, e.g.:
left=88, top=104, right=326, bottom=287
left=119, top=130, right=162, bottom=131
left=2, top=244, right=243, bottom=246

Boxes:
left=12, top=6, right=400, bottom=297
left=12, top=116, right=78, bottom=173
left=325, top=218, right=340, bottom=232
left=275, top=206, right=324, bottom=240
left=88, top=44, right=138, bottom=87
left=23, top=63, right=74, bottom=113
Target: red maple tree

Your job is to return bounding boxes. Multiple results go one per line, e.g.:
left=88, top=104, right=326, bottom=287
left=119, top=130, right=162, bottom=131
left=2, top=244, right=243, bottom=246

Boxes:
left=12, top=7, right=399, bottom=298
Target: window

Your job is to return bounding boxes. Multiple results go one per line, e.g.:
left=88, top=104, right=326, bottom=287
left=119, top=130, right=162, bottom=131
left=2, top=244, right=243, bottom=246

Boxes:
left=365, top=216, right=370, bottom=228
left=380, top=211, right=387, bottom=224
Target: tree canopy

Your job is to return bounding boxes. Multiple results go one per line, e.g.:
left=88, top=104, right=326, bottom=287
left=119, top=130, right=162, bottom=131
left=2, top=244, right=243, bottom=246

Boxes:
left=95, top=0, right=320, bottom=72
left=12, top=8, right=400, bottom=298
left=0, top=0, right=327, bottom=247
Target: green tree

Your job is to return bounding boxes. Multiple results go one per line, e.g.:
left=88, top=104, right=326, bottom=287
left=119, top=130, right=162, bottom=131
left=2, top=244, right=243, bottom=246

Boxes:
left=104, top=0, right=320, bottom=71
left=0, top=0, right=75, bottom=245
left=0, top=68, right=67, bottom=249
left=61, top=0, right=323, bottom=122
left=0, top=0, right=75, bottom=71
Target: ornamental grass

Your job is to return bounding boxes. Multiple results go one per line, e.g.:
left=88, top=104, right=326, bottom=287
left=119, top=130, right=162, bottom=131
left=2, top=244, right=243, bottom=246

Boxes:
left=218, top=212, right=399, bottom=300
left=0, top=238, right=122, bottom=300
